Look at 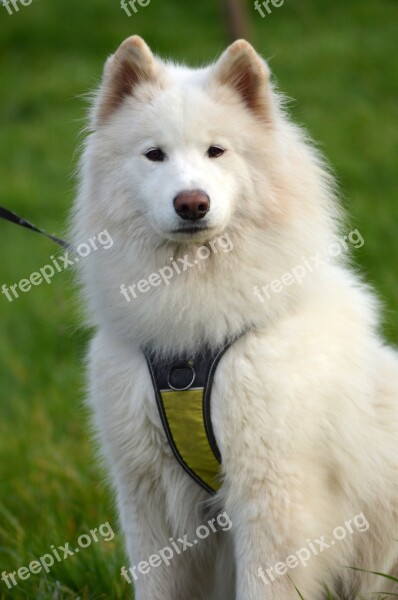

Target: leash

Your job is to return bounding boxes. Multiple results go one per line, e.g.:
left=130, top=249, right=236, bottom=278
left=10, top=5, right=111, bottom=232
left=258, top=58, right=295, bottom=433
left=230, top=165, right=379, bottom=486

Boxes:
left=0, top=206, right=69, bottom=249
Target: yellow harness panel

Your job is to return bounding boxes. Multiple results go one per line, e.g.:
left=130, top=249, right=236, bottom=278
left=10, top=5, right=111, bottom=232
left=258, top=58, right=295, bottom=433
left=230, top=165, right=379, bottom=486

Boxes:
left=160, top=389, right=221, bottom=493
left=144, top=331, right=248, bottom=494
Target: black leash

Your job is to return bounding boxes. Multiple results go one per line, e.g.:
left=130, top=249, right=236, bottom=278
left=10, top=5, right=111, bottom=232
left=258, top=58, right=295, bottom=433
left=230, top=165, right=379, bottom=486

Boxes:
left=0, top=206, right=69, bottom=249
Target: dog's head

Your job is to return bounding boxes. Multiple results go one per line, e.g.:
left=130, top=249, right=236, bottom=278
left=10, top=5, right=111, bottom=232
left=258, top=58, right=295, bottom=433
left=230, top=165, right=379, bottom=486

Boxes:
left=73, top=37, right=343, bottom=347
left=87, top=35, right=282, bottom=244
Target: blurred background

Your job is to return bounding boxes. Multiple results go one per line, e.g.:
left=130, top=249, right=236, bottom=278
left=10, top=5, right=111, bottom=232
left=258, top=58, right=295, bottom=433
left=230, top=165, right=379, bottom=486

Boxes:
left=0, top=0, right=397, bottom=597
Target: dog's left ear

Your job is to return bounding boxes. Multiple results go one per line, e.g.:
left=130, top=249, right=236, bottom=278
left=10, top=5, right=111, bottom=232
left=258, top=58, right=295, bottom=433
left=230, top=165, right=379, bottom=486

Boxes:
left=211, top=40, right=272, bottom=121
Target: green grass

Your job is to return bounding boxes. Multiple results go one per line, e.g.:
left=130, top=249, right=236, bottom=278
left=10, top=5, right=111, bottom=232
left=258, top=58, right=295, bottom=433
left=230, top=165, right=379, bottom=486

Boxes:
left=0, top=0, right=397, bottom=597
left=293, top=569, right=398, bottom=599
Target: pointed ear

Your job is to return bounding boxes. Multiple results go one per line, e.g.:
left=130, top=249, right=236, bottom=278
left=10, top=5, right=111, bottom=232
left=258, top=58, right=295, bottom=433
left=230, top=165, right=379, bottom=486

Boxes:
left=212, top=39, right=272, bottom=121
left=95, top=35, right=157, bottom=125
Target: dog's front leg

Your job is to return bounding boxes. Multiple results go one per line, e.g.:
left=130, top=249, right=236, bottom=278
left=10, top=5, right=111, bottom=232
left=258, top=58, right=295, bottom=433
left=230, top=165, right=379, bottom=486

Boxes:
left=116, top=471, right=226, bottom=600
left=117, top=479, right=196, bottom=600
left=223, top=470, right=297, bottom=600
left=218, top=399, right=305, bottom=600
left=88, top=336, right=203, bottom=600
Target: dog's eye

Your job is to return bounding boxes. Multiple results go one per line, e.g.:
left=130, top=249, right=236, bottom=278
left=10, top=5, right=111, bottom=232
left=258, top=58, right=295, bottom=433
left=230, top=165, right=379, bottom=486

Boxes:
left=207, top=146, right=225, bottom=158
left=144, top=148, right=165, bottom=162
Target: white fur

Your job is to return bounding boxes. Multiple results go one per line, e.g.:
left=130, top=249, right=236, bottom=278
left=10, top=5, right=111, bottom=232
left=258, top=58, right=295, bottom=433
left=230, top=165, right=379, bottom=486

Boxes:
left=71, top=36, right=398, bottom=599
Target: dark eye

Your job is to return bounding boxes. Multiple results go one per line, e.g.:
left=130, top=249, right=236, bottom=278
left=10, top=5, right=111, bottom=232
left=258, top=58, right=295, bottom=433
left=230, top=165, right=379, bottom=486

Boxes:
left=207, top=145, right=226, bottom=158
left=144, top=148, right=165, bottom=162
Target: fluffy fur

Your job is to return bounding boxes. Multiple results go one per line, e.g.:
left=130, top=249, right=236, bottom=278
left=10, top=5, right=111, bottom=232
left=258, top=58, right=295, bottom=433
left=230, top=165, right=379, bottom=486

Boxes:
left=71, top=35, right=398, bottom=599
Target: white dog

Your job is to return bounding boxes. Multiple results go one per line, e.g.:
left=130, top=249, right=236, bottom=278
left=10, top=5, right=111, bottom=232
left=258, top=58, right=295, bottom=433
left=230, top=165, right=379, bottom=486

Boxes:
left=71, top=35, right=398, bottom=599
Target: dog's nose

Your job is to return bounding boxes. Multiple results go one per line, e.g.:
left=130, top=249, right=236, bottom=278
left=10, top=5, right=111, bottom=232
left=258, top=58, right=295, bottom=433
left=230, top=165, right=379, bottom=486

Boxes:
left=173, top=191, right=210, bottom=221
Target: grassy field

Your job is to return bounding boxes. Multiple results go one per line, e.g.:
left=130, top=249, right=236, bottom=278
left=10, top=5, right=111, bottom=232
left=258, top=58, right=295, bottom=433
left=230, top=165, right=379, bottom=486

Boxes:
left=0, top=0, right=397, bottom=598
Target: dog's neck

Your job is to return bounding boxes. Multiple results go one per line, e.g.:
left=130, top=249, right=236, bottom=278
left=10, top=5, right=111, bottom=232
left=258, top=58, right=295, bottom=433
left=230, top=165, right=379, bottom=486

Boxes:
left=88, top=222, right=328, bottom=357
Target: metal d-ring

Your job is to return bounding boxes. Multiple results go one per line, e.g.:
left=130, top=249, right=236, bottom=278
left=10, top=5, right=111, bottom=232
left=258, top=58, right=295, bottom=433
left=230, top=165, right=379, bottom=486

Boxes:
left=167, top=364, right=196, bottom=391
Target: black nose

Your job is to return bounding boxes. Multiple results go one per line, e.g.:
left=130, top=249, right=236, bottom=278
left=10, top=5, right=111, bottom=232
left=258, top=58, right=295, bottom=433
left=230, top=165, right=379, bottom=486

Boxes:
left=173, top=190, right=210, bottom=221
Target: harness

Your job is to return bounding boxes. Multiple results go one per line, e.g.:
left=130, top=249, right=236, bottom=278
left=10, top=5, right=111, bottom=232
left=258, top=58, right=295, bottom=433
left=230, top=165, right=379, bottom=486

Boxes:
left=144, top=332, right=247, bottom=495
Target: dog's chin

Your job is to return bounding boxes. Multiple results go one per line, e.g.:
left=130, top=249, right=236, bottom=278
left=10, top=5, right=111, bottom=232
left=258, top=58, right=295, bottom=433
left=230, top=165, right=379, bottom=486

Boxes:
left=158, top=223, right=225, bottom=244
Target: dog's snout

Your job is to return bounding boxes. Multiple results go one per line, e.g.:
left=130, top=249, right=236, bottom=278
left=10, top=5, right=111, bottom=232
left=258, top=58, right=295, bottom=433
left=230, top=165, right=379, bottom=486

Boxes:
left=173, top=191, right=210, bottom=221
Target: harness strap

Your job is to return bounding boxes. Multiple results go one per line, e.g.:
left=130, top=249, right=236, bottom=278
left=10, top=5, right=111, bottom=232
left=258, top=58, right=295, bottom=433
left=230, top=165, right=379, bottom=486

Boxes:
left=0, top=206, right=69, bottom=249
left=143, top=332, right=247, bottom=494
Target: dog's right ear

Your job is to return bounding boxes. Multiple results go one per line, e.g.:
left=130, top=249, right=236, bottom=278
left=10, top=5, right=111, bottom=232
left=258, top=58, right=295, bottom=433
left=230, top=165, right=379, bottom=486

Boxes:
left=94, top=35, right=157, bottom=126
